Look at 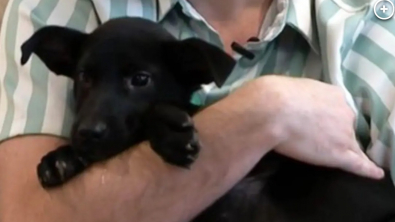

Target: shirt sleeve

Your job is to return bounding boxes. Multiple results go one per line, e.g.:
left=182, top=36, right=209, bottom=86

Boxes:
left=340, top=11, right=395, bottom=173
left=0, top=0, right=99, bottom=143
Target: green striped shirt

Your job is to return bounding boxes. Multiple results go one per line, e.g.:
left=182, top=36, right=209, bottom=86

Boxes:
left=1, top=0, right=395, bottom=181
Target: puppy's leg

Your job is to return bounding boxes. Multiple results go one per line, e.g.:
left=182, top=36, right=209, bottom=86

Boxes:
left=144, top=104, right=200, bottom=168
left=37, top=145, right=90, bottom=188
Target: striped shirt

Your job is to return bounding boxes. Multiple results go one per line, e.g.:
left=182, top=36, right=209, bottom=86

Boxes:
left=1, top=0, right=395, bottom=181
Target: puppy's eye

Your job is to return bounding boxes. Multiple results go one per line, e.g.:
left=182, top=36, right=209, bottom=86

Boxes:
left=126, top=71, right=151, bottom=88
left=78, top=71, right=92, bottom=86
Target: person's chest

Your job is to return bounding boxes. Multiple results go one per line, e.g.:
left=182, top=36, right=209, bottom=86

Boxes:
left=158, top=2, right=323, bottom=106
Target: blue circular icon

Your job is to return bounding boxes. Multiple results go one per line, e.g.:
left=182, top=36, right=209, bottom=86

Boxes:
left=374, top=0, right=395, bottom=20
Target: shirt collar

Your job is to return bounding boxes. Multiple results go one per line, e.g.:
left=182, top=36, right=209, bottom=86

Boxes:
left=285, top=0, right=320, bottom=54
left=157, top=0, right=179, bottom=21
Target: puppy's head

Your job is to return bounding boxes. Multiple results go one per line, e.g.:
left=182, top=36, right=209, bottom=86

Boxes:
left=21, top=17, right=235, bottom=159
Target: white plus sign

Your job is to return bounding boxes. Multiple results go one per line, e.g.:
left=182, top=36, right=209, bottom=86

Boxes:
left=374, top=0, right=395, bottom=20
left=381, top=5, right=389, bottom=13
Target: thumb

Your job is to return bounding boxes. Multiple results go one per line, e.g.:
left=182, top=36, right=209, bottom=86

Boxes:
left=338, top=149, right=384, bottom=180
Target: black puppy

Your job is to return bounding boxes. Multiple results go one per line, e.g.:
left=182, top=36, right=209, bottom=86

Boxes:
left=21, top=17, right=234, bottom=187
left=21, top=17, right=395, bottom=222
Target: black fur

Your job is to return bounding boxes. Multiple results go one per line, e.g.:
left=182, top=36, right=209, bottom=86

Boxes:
left=21, top=17, right=234, bottom=187
left=21, top=17, right=395, bottom=222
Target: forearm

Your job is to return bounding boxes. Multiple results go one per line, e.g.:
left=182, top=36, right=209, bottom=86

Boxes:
left=0, top=79, right=280, bottom=222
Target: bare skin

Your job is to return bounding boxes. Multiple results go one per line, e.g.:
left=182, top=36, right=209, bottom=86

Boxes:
left=0, top=76, right=383, bottom=222
left=189, top=0, right=273, bottom=53
left=0, top=79, right=280, bottom=222
left=0, top=0, right=383, bottom=221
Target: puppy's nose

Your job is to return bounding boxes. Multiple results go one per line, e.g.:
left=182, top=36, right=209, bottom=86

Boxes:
left=77, top=121, right=108, bottom=142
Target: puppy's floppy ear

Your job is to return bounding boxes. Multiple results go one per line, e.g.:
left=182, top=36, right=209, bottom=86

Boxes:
left=21, top=26, right=88, bottom=77
left=163, top=38, right=235, bottom=88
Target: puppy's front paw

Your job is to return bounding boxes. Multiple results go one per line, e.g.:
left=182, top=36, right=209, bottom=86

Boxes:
left=146, top=104, right=200, bottom=168
left=37, top=145, right=88, bottom=188
left=154, top=125, right=200, bottom=168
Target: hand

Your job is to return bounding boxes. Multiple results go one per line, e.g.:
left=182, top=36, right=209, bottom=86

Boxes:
left=259, top=75, right=384, bottom=179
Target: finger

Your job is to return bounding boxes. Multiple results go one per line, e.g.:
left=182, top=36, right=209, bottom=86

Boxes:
left=338, top=149, right=384, bottom=180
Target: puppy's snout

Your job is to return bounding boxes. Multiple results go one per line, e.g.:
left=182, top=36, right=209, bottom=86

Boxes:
left=77, top=121, right=108, bottom=142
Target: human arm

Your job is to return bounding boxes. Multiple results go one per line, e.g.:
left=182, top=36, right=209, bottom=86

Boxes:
left=0, top=78, right=280, bottom=222
left=0, top=76, right=384, bottom=222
